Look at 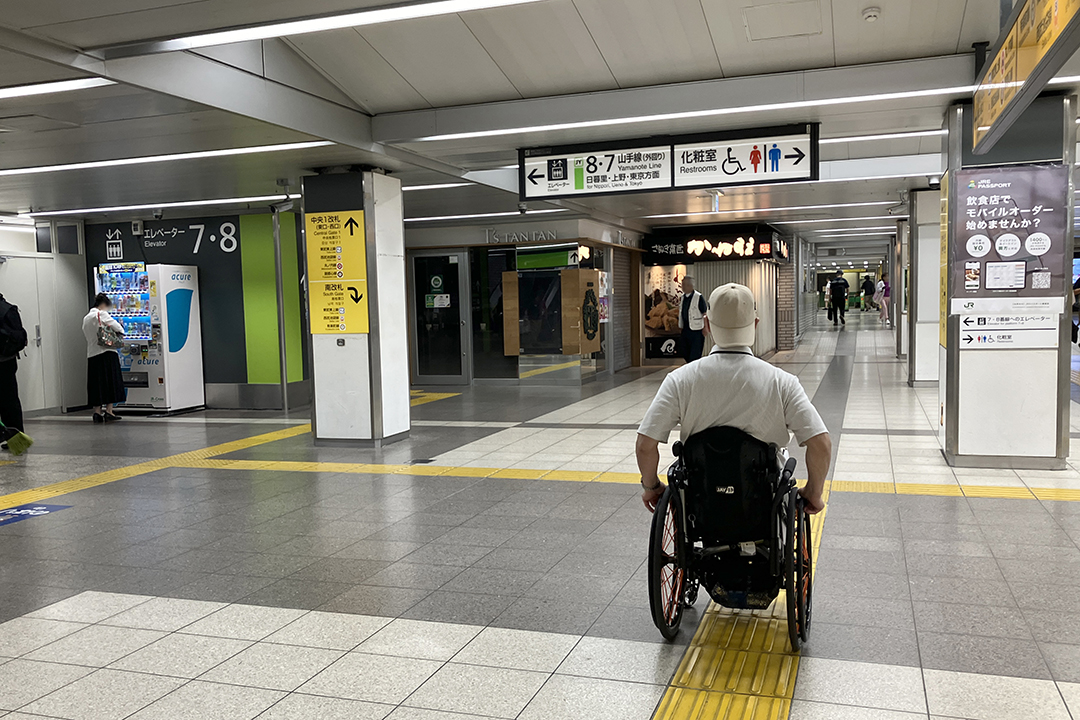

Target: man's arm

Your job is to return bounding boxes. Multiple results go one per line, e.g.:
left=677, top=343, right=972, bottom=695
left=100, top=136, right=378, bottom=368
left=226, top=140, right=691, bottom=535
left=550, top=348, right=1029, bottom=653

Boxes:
left=636, top=433, right=664, bottom=512
left=800, top=432, right=831, bottom=514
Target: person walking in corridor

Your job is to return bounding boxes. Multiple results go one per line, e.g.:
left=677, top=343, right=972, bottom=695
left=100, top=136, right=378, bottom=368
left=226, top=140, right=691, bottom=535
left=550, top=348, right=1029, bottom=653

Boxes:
left=829, top=270, right=849, bottom=326
left=82, top=294, right=126, bottom=423
left=0, top=292, right=28, bottom=437
left=861, top=276, right=876, bottom=311
left=879, top=276, right=891, bottom=326
left=678, top=276, right=708, bottom=363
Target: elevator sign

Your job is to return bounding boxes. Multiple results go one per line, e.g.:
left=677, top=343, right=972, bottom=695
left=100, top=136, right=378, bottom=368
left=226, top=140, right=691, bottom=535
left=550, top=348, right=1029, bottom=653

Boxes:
left=519, top=124, right=818, bottom=200
left=305, top=211, right=369, bottom=334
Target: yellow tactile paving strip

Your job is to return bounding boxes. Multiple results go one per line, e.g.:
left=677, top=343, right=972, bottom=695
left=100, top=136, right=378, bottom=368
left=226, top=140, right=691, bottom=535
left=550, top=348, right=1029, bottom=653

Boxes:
left=652, top=488, right=828, bottom=720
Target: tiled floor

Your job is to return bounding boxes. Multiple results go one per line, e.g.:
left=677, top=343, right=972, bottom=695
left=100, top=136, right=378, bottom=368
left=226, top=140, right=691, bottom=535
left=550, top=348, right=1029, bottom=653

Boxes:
left=4, top=311, right=1080, bottom=719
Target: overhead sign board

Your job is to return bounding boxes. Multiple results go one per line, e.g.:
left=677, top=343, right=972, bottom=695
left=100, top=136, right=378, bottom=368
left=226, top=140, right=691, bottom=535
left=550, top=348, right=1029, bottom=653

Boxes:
left=304, top=211, right=369, bottom=334
left=972, top=0, right=1080, bottom=154
left=519, top=124, right=818, bottom=201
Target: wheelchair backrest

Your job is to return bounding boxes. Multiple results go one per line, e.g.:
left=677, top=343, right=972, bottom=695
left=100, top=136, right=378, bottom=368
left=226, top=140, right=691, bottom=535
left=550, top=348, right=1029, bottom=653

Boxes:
left=675, top=426, right=779, bottom=546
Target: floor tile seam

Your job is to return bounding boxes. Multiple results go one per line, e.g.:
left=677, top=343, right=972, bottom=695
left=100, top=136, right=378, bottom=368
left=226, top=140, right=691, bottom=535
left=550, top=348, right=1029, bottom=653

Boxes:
left=971, top=497, right=1079, bottom=687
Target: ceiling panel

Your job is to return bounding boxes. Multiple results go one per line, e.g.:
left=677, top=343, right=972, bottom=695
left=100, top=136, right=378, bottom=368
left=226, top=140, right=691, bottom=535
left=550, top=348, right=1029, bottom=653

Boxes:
left=358, top=16, right=522, bottom=107
left=832, top=0, right=970, bottom=66
left=462, top=0, right=618, bottom=98
left=702, top=0, right=836, bottom=76
left=574, top=0, right=723, bottom=87
left=0, top=49, right=89, bottom=88
left=957, top=0, right=1003, bottom=53
left=15, top=0, right=392, bottom=48
left=286, top=31, right=430, bottom=114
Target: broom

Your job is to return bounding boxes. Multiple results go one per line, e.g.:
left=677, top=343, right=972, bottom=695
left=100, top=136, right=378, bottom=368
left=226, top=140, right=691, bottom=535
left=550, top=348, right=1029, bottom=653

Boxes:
left=0, top=421, right=32, bottom=456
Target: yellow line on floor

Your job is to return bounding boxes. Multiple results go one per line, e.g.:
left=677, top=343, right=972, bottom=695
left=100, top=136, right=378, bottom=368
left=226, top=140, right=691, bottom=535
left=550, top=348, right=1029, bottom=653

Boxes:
left=0, top=424, right=312, bottom=511
left=410, top=390, right=461, bottom=407
left=519, top=360, right=581, bottom=379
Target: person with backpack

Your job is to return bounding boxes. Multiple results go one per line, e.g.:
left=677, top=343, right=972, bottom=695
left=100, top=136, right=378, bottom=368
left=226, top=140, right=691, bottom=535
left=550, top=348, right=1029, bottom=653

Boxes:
left=81, top=293, right=126, bottom=423
left=0, top=292, right=28, bottom=436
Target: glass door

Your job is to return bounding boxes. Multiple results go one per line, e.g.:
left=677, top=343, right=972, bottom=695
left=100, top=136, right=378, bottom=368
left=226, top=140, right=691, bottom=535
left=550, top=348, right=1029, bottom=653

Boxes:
left=411, top=251, right=470, bottom=384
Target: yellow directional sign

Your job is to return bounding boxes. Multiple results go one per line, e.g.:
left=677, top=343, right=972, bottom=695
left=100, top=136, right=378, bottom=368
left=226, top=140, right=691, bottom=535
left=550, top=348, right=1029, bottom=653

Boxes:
left=305, top=211, right=369, bottom=334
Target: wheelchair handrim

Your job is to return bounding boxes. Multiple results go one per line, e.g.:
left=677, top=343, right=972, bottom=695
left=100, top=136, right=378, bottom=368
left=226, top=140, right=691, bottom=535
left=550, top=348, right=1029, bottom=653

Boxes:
left=660, top=501, right=684, bottom=625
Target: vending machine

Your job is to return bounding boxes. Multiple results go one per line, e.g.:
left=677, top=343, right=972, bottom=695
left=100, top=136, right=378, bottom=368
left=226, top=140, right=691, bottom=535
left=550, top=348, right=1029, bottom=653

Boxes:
left=95, top=262, right=205, bottom=411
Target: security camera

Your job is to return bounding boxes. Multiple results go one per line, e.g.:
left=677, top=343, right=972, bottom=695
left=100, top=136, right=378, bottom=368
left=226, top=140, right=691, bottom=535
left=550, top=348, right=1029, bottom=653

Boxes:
left=518, top=202, right=528, bottom=215
left=152, top=209, right=163, bottom=221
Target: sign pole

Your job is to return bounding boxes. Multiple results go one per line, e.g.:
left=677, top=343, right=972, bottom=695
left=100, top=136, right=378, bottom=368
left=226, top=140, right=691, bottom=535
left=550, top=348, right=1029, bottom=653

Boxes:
left=271, top=204, right=290, bottom=417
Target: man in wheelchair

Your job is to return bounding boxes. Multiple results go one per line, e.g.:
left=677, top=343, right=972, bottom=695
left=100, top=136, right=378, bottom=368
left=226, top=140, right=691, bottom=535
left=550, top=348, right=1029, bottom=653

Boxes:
left=634, top=283, right=832, bottom=646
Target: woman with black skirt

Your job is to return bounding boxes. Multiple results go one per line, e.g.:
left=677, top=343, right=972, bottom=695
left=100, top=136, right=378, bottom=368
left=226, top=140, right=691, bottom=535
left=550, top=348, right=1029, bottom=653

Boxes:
left=81, top=293, right=126, bottom=423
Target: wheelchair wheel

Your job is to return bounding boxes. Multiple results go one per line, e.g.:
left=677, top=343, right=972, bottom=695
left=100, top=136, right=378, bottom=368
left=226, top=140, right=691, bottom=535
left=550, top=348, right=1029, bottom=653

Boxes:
left=649, top=486, right=686, bottom=640
left=784, top=491, right=812, bottom=650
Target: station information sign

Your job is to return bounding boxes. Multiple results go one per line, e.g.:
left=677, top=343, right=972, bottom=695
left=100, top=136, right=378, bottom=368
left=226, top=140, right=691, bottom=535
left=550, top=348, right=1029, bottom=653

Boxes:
left=304, top=210, right=369, bottom=334
left=519, top=124, right=818, bottom=201
left=972, top=0, right=1080, bottom=153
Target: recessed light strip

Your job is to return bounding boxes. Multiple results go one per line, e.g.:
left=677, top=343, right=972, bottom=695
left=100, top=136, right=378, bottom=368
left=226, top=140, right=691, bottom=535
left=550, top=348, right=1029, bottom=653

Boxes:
left=405, top=209, right=567, bottom=223
left=24, top=194, right=302, bottom=218
left=414, top=73, right=1080, bottom=143
left=0, top=77, right=114, bottom=100
left=771, top=214, right=905, bottom=225
left=643, top=201, right=894, bottom=220
left=819, top=129, right=947, bottom=144
left=401, top=182, right=472, bottom=191
left=0, top=141, right=333, bottom=178
left=415, top=86, right=977, bottom=142
left=117, top=0, right=549, bottom=53
left=816, top=232, right=895, bottom=238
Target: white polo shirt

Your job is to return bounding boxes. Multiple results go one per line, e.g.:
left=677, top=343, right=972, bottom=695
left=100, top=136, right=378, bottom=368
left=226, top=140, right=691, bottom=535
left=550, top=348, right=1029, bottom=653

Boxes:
left=638, top=346, right=828, bottom=448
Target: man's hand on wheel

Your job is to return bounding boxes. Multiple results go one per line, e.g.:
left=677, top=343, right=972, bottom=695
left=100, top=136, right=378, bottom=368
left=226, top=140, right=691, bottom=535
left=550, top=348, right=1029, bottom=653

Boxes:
left=798, top=486, right=825, bottom=515
left=642, top=482, right=666, bottom=512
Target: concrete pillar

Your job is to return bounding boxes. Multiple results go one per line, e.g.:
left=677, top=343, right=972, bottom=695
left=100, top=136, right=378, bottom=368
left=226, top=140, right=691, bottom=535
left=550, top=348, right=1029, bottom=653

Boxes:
left=301, top=172, right=410, bottom=446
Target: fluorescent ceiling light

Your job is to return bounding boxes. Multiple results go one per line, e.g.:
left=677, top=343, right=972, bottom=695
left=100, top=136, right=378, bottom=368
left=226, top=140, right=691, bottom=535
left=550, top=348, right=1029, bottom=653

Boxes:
left=772, top=215, right=904, bottom=225
left=643, top=201, right=893, bottom=220
left=811, top=225, right=897, bottom=233
left=415, top=86, right=978, bottom=142
left=137, top=0, right=548, bottom=51
left=25, top=194, right=302, bottom=218
left=413, top=72, right=1080, bottom=143
left=0, top=141, right=333, bottom=178
left=0, top=214, right=35, bottom=226
left=406, top=209, right=567, bottom=223
left=402, top=182, right=471, bottom=191
left=0, top=225, right=36, bottom=234
left=819, top=129, right=946, bottom=145
left=0, top=77, right=114, bottom=100
left=816, top=232, right=894, bottom=238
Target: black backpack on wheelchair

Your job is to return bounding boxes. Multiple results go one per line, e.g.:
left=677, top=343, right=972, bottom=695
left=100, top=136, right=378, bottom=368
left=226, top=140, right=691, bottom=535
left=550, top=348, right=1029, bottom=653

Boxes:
left=647, top=426, right=812, bottom=649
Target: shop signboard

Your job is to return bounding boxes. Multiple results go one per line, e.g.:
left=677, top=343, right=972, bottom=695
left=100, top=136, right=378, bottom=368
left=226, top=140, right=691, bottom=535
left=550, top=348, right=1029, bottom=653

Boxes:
left=304, top=210, right=369, bottom=334
left=644, top=226, right=787, bottom=266
left=520, top=124, right=817, bottom=200
left=973, top=0, right=1080, bottom=153
left=949, top=165, right=1067, bottom=348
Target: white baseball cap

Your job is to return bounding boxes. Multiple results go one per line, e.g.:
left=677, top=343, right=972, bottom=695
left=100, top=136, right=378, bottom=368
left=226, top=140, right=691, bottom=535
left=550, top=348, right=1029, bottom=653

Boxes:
left=707, top=283, right=757, bottom=348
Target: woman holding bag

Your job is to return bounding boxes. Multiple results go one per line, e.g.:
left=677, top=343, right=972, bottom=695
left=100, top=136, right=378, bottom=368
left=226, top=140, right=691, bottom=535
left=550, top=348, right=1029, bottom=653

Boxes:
left=81, top=293, right=126, bottom=423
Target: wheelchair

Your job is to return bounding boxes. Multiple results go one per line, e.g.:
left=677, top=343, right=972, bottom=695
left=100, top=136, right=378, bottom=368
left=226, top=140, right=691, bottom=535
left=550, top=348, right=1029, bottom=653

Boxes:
left=647, top=426, right=812, bottom=650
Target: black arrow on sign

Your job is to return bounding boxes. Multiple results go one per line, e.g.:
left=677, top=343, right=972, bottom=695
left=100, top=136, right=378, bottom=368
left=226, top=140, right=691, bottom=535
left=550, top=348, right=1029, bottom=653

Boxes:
left=962, top=316, right=974, bottom=326
left=963, top=334, right=973, bottom=344
left=344, top=217, right=359, bottom=236
left=527, top=168, right=545, bottom=185
left=784, top=147, right=806, bottom=165
left=348, top=287, right=363, bottom=304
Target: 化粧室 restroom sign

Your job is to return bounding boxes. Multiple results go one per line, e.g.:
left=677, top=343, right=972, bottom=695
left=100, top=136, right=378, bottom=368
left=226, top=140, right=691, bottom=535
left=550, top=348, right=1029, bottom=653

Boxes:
left=305, top=211, right=369, bottom=334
